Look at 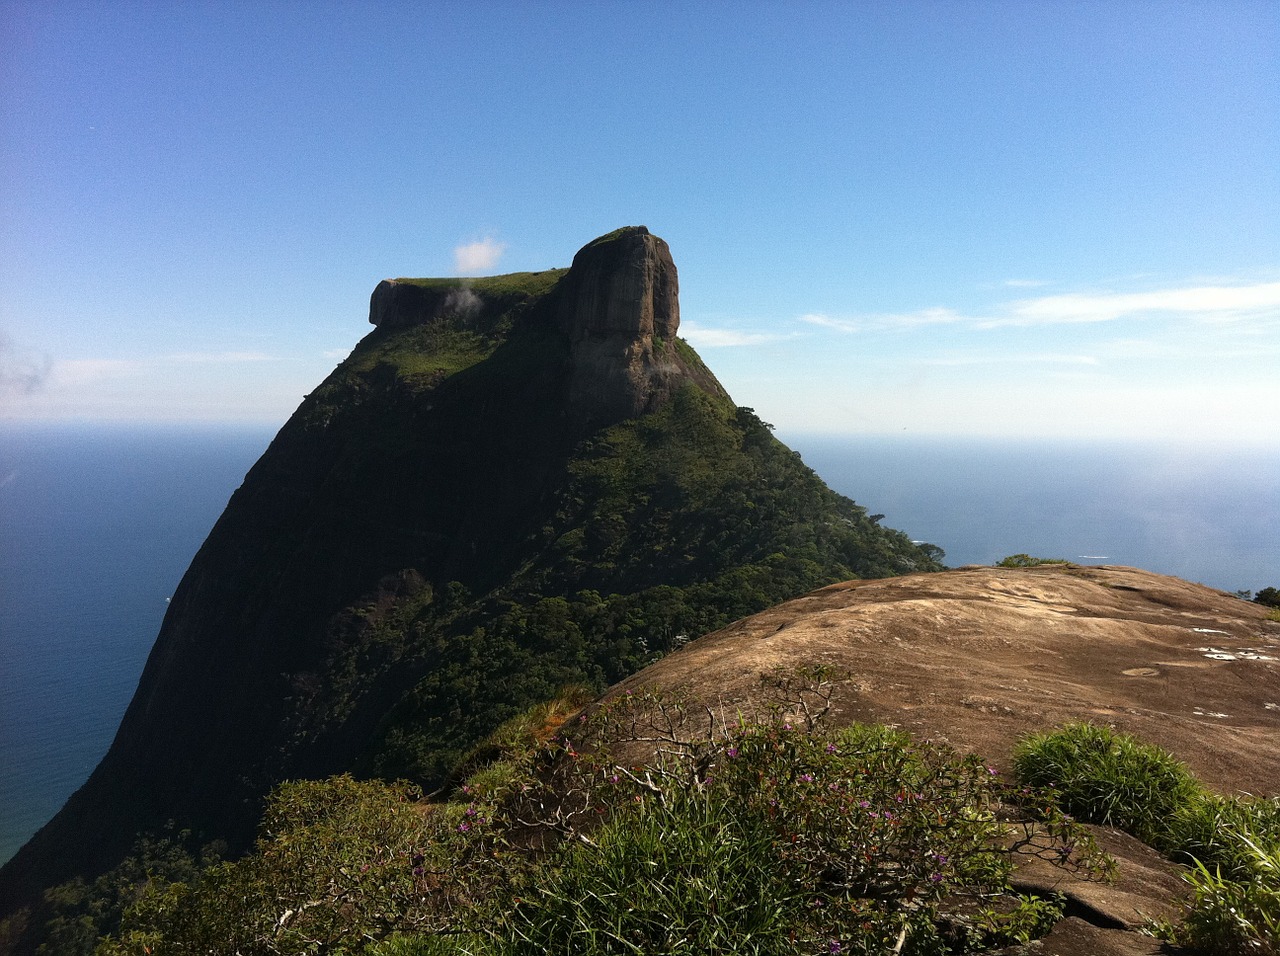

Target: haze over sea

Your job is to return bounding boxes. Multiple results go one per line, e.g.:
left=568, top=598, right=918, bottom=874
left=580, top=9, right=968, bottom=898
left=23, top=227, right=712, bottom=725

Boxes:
left=1, top=424, right=1277, bottom=864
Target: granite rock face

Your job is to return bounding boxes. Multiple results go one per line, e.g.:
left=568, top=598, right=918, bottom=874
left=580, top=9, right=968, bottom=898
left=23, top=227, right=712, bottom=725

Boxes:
left=554, top=226, right=699, bottom=428
left=556, top=225, right=680, bottom=340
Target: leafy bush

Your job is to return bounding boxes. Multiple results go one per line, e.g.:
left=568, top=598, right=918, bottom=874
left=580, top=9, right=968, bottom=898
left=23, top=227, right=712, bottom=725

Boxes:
left=1169, top=834, right=1280, bottom=956
left=97, top=678, right=1100, bottom=956
left=98, top=777, right=487, bottom=956
left=1252, top=586, right=1280, bottom=608
left=491, top=681, right=1092, bottom=955
left=1011, top=722, right=1200, bottom=848
left=995, top=554, right=1069, bottom=568
left=1167, top=791, right=1280, bottom=878
left=1014, top=723, right=1280, bottom=956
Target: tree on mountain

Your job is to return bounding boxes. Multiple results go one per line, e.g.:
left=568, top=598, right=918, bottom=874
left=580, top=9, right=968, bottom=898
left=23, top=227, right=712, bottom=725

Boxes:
left=1253, top=587, right=1280, bottom=608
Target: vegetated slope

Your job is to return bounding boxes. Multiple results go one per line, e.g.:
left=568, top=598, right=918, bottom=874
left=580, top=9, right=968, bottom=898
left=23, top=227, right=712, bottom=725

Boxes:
left=0, top=227, right=941, bottom=930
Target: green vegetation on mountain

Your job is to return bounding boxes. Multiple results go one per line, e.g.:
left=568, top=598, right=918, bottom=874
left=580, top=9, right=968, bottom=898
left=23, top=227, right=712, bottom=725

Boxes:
left=339, top=387, right=937, bottom=787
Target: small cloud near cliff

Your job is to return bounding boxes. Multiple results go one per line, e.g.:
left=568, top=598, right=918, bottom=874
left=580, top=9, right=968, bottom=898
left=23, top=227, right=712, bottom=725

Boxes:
left=680, top=322, right=783, bottom=348
left=453, top=237, right=506, bottom=275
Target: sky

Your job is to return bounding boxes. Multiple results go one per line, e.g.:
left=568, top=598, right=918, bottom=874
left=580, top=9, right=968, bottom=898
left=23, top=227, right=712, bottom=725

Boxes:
left=1, top=1, right=1277, bottom=442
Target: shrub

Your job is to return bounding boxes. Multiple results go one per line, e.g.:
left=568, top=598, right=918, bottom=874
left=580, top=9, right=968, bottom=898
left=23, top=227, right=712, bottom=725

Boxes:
left=1253, top=586, right=1280, bottom=608
left=1015, top=723, right=1280, bottom=955
left=99, top=777, right=489, bottom=955
left=1167, top=792, right=1280, bottom=878
left=1011, top=722, right=1199, bottom=848
left=99, top=679, right=1100, bottom=956
left=1174, top=834, right=1280, bottom=956
left=488, top=686, right=1092, bottom=955
left=996, top=554, right=1069, bottom=568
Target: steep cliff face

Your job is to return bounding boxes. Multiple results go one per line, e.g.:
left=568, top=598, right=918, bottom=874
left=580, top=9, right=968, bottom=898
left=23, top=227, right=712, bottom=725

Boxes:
left=554, top=226, right=690, bottom=426
left=0, top=228, right=940, bottom=931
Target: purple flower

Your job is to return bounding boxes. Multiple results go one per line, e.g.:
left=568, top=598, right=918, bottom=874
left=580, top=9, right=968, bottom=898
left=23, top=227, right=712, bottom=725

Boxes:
left=457, top=822, right=470, bottom=833
left=929, top=872, right=943, bottom=883
left=829, top=941, right=842, bottom=953
left=726, top=747, right=739, bottom=758
left=799, top=773, right=814, bottom=783
left=413, top=866, right=425, bottom=877
left=825, top=743, right=838, bottom=754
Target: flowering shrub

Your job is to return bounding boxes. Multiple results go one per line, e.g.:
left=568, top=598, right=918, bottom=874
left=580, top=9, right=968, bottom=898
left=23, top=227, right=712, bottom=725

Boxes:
left=97, top=677, right=1103, bottom=955
left=490, top=698, right=1089, bottom=956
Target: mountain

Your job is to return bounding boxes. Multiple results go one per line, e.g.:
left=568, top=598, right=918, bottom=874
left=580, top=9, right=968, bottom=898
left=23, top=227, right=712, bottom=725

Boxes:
left=0, top=227, right=941, bottom=929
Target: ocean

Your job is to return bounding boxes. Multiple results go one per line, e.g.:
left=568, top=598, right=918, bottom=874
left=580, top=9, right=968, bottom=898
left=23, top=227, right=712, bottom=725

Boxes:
left=1, top=424, right=1277, bottom=865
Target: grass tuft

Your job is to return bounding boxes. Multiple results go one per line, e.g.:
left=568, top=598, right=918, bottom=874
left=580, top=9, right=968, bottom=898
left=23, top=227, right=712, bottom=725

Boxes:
left=1011, top=722, right=1199, bottom=849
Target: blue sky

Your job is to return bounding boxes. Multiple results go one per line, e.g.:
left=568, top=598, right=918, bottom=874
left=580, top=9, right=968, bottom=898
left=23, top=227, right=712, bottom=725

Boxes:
left=2, top=1, right=1277, bottom=441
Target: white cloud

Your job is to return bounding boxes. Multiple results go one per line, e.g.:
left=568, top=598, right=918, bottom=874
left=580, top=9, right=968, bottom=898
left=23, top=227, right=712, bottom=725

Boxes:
left=918, top=352, right=1099, bottom=367
left=453, top=237, right=506, bottom=274
left=997, top=281, right=1280, bottom=327
left=680, top=322, right=784, bottom=347
left=165, top=351, right=277, bottom=363
left=0, top=332, right=52, bottom=397
left=1002, top=278, right=1049, bottom=288
left=799, top=307, right=973, bottom=333
left=797, top=279, right=1280, bottom=335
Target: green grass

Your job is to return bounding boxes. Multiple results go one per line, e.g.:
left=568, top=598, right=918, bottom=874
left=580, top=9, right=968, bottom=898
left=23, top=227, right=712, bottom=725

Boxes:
left=392, top=269, right=568, bottom=298
left=1012, top=722, right=1199, bottom=848
left=1175, top=835, right=1280, bottom=956
left=1013, top=722, right=1280, bottom=955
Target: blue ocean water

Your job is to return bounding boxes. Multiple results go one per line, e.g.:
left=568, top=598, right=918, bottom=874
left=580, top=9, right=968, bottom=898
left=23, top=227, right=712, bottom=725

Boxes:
left=1, top=426, right=1277, bottom=865
left=785, top=434, right=1280, bottom=595
left=0, top=423, right=275, bottom=865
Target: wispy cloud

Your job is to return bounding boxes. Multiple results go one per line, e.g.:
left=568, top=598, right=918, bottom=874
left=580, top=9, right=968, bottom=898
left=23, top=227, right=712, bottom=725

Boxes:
left=453, top=237, right=506, bottom=275
left=799, top=308, right=975, bottom=333
left=0, top=332, right=52, bottom=397
left=51, top=358, right=140, bottom=386
left=165, top=351, right=277, bottom=363
left=680, top=322, right=786, bottom=347
left=799, top=279, right=1280, bottom=335
left=996, top=281, right=1280, bottom=327
left=1002, top=278, right=1049, bottom=288
left=918, top=352, right=1100, bottom=367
